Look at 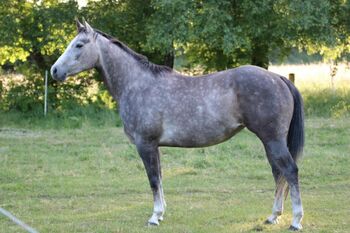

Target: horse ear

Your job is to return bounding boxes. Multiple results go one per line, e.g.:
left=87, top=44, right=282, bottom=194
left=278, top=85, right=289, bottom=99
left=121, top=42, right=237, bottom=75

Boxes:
left=76, top=18, right=85, bottom=32
left=82, top=18, right=93, bottom=33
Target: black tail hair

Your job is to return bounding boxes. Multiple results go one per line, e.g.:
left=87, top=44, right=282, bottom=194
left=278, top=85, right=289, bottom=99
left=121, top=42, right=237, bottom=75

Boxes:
left=280, top=76, right=305, bottom=162
left=277, top=77, right=305, bottom=200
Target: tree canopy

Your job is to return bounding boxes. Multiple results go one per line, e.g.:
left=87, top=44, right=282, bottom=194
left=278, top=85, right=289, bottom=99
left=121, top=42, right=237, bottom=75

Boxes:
left=0, top=0, right=349, bottom=71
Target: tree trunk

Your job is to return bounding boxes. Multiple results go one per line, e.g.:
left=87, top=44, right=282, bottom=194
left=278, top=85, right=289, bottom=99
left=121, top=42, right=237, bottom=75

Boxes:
left=163, top=50, right=175, bottom=68
left=29, top=51, right=47, bottom=70
left=251, top=40, right=269, bottom=69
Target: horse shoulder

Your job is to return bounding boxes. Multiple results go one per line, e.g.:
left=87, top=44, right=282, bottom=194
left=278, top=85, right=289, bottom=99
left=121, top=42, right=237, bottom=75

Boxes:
left=119, top=86, right=164, bottom=142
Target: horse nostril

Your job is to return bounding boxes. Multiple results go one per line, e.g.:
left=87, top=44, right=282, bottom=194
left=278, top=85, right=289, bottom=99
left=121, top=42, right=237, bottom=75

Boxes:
left=53, top=67, right=57, bottom=74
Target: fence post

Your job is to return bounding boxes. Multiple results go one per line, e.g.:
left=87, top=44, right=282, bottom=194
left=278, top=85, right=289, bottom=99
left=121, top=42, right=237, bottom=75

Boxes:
left=288, top=73, right=295, bottom=84
left=44, top=70, right=48, bottom=116
left=0, top=80, right=2, bottom=103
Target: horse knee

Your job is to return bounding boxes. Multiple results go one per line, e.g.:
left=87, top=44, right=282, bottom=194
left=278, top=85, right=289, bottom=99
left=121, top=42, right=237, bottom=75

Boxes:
left=265, top=140, right=299, bottom=182
left=289, top=164, right=298, bottom=175
left=278, top=162, right=299, bottom=186
left=282, top=162, right=298, bottom=176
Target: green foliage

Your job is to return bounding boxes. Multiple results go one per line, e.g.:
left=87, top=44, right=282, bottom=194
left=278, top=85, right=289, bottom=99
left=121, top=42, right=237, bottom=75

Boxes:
left=1, top=0, right=349, bottom=70
left=0, top=69, right=118, bottom=119
left=331, top=100, right=350, bottom=118
left=81, top=0, right=173, bottom=65
left=302, top=87, right=350, bottom=117
left=1, top=0, right=350, bottom=115
left=269, top=48, right=323, bottom=64
left=0, top=0, right=79, bottom=70
left=4, top=74, right=44, bottom=113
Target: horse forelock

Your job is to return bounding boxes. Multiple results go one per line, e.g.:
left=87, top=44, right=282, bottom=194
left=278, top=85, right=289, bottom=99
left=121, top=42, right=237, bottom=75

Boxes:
left=93, top=29, right=173, bottom=76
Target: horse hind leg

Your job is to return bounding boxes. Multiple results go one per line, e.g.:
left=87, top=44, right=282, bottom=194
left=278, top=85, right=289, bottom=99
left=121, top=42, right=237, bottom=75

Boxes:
left=265, top=164, right=288, bottom=225
left=264, top=140, right=303, bottom=230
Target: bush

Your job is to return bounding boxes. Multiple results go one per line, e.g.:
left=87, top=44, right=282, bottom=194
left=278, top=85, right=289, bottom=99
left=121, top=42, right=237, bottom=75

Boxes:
left=0, top=69, right=117, bottom=113
left=3, top=73, right=44, bottom=113
left=0, top=69, right=121, bottom=128
left=302, top=88, right=350, bottom=118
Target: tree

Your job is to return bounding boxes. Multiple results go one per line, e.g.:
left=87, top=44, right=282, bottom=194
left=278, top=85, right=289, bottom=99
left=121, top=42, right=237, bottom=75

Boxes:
left=81, top=0, right=176, bottom=67
left=0, top=0, right=79, bottom=70
left=306, top=0, right=350, bottom=62
left=0, top=0, right=30, bottom=65
left=147, top=0, right=349, bottom=70
left=1, top=0, right=349, bottom=72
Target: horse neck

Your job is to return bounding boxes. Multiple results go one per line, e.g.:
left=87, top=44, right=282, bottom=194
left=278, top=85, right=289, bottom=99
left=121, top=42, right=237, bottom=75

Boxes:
left=95, top=36, right=153, bottom=100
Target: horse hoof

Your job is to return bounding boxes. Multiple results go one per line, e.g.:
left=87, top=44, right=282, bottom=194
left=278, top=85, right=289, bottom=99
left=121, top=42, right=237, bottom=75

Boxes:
left=147, top=216, right=160, bottom=226
left=265, top=219, right=273, bottom=225
left=289, top=225, right=302, bottom=231
left=147, top=221, right=159, bottom=227
left=265, top=216, right=279, bottom=225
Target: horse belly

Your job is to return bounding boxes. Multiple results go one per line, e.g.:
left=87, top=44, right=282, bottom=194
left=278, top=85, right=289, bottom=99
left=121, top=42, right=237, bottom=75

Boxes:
left=159, top=119, right=243, bottom=147
left=158, top=80, right=243, bottom=147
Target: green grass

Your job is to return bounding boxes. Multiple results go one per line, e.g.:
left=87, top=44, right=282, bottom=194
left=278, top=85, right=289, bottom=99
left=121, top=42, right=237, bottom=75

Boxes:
left=270, top=63, right=350, bottom=118
left=302, top=88, right=350, bottom=117
left=0, top=106, right=122, bottom=130
left=0, top=117, right=349, bottom=232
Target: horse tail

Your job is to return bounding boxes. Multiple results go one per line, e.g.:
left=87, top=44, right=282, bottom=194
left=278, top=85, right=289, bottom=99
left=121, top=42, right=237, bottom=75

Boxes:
left=280, top=76, right=305, bottom=162
left=277, top=77, right=305, bottom=200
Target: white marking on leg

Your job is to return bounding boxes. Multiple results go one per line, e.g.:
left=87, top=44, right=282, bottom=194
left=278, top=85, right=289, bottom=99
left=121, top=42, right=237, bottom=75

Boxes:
left=148, top=189, right=165, bottom=225
left=148, top=179, right=166, bottom=226
left=158, top=182, right=166, bottom=221
left=267, top=188, right=285, bottom=224
left=290, top=185, right=303, bottom=230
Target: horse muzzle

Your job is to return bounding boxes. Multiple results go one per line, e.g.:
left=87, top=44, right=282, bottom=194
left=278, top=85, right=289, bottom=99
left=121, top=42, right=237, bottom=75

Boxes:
left=50, top=66, right=67, bottom=82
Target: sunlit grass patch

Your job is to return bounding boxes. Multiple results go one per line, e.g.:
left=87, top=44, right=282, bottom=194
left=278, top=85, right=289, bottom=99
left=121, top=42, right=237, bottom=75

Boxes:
left=269, top=63, right=350, bottom=89
left=270, top=63, right=350, bottom=118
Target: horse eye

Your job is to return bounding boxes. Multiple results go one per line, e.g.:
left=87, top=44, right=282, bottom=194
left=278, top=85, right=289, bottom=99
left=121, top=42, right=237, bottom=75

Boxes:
left=76, top=43, right=84, bottom=48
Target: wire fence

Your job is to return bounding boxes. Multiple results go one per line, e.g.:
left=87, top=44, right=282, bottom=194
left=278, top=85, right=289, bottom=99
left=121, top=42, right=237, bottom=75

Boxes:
left=0, top=70, right=114, bottom=115
left=0, top=207, right=39, bottom=233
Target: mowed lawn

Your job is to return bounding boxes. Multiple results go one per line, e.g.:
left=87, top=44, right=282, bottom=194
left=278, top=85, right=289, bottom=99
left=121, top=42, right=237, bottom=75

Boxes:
left=0, top=117, right=349, bottom=233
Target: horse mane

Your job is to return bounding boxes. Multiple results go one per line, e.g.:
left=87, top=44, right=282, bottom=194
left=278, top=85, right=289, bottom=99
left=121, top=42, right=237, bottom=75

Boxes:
left=94, top=29, right=173, bottom=75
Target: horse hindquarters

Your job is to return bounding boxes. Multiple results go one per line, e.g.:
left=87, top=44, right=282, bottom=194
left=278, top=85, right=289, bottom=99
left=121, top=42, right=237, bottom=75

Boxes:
left=264, top=79, right=303, bottom=230
left=236, top=72, right=304, bottom=230
left=265, top=77, right=305, bottom=228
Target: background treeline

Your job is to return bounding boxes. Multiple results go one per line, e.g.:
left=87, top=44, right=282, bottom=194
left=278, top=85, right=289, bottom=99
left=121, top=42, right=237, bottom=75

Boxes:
left=0, top=0, right=349, bottom=124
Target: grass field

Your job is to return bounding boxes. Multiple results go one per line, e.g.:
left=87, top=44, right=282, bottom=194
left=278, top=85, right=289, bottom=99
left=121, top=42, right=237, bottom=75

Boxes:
left=1, top=63, right=349, bottom=232
left=0, top=116, right=349, bottom=233
left=269, top=63, right=350, bottom=89
left=270, top=64, right=350, bottom=118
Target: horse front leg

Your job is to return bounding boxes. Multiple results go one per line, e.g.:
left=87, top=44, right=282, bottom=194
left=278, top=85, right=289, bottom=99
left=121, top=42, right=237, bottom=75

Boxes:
left=136, top=140, right=166, bottom=226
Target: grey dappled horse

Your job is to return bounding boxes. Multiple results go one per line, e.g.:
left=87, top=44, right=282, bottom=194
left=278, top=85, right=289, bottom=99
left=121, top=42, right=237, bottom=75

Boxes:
left=51, top=20, right=305, bottom=231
